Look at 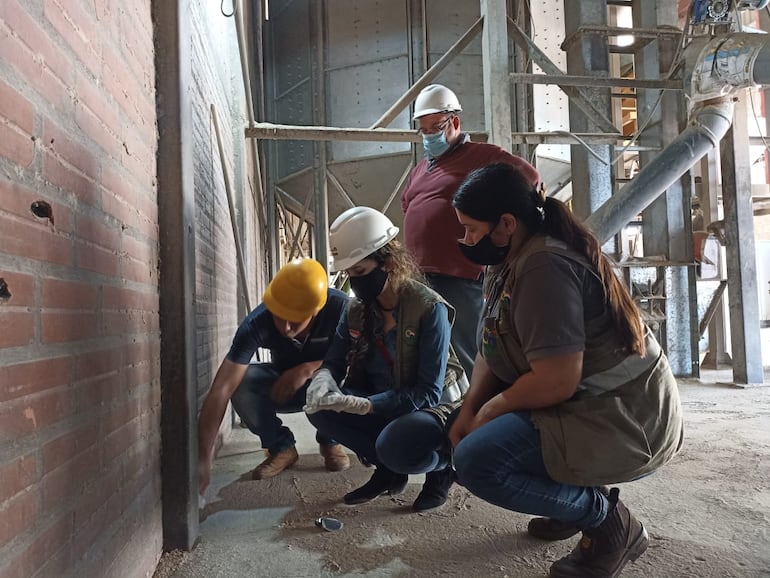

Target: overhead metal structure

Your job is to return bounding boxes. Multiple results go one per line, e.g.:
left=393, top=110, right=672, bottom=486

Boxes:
left=236, top=0, right=768, bottom=382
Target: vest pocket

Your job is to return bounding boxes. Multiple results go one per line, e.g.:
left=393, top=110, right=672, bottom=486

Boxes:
left=536, top=395, right=653, bottom=485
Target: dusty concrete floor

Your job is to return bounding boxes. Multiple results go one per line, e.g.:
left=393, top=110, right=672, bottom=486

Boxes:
left=154, top=372, right=770, bottom=578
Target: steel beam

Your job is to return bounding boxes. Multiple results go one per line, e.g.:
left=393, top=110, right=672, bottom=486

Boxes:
left=507, top=17, right=619, bottom=135
left=481, top=0, right=512, bottom=149
left=720, top=94, right=765, bottom=385
left=564, top=0, right=615, bottom=232
left=311, top=0, right=329, bottom=267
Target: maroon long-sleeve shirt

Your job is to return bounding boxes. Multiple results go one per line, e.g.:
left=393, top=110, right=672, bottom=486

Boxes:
left=401, top=139, right=540, bottom=281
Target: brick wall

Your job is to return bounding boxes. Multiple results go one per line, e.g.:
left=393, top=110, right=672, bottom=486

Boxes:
left=0, top=2, right=162, bottom=577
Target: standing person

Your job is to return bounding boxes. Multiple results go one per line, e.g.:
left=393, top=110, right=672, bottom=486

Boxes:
left=198, top=258, right=350, bottom=495
left=448, top=163, right=684, bottom=577
left=401, top=83, right=539, bottom=379
left=303, top=206, right=467, bottom=512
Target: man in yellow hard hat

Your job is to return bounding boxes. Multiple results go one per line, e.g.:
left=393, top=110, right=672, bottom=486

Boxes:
left=197, top=258, right=350, bottom=495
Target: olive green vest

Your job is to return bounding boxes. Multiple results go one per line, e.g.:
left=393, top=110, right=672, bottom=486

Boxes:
left=347, top=279, right=467, bottom=414
left=487, top=235, right=684, bottom=485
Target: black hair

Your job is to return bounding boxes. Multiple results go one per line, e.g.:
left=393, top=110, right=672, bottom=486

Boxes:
left=452, top=163, right=646, bottom=356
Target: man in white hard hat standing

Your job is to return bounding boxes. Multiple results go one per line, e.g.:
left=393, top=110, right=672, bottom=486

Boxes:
left=402, top=84, right=540, bottom=379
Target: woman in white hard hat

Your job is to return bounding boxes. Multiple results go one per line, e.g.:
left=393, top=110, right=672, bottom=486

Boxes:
left=303, top=206, right=467, bottom=511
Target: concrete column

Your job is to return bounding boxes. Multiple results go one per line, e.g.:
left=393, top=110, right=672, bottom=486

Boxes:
left=480, top=0, right=513, bottom=150
left=154, top=0, right=199, bottom=551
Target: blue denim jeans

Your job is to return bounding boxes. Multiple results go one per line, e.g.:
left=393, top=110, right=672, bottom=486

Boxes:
left=377, top=411, right=451, bottom=474
left=454, top=411, right=608, bottom=529
left=230, top=364, right=335, bottom=453
left=307, top=409, right=450, bottom=474
left=425, top=273, right=483, bottom=380
left=305, top=410, right=391, bottom=466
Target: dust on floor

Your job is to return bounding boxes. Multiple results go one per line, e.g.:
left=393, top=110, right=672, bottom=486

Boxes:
left=155, top=380, right=770, bottom=578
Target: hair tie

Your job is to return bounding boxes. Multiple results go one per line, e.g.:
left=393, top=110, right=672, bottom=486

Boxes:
left=536, top=183, right=547, bottom=208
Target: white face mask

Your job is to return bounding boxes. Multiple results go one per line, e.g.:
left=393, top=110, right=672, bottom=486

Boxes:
left=422, top=131, right=451, bottom=158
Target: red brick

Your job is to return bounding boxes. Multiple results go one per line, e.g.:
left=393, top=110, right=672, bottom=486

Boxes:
left=0, top=490, right=38, bottom=548
left=0, top=79, right=34, bottom=133
left=41, top=278, right=99, bottom=309
left=0, top=0, right=74, bottom=109
left=74, top=100, right=122, bottom=160
left=41, top=311, right=98, bottom=343
left=0, top=390, right=73, bottom=440
left=42, top=119, right=101, bottom=185
left=0, top=357, right=72, bottom=402
left=0, top=270, right=34, bottom=307
left=0, top=453, right=38, bottom=502
left=0, top=311, right=34, bottom=348
left=102, top=417, right=142, bottom=463
left=78, top=214, right=121, bottom=252
left=43, top=0, right=101, bottom=77
left=103, top=285, right=158, bottom=312
left=0, top=214, right=73, bottom=266
left=0, top=123, right=35, bottom=167
left=103, top=398, right=140, bottom=435
left=42, top=153, right=101, bottom=208
left=41, top=444, right=101, bottom=511
left=0, top=178, right=75, bottom=234
left=75, top=348, right=123, bottom=381
left=74, top=375, right=118, bottom=410
left=121, top=253, right=156, bottom=285
left=3, top=513, right=74, bottom=578
left=76, top=241, right=120, bottom=278
left=42, top=422, right=100, bottom=474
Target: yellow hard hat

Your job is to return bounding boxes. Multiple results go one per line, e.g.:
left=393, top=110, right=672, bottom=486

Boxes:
left=263, top=258, right=328, bottom=323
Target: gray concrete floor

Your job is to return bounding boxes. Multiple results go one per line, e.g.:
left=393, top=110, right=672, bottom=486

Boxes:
left=155, top=369, right=770, bottom=578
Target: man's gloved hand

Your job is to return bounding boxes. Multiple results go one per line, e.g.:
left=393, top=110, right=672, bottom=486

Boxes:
left=305, top=392, right=372, bottom=415
left=305, top=368, right=341, bottom=408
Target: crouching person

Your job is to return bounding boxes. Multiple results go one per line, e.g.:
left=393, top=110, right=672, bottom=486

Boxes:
left=449, top=164, right=684, bottom=577
left=198, top=258, right=350, bottom=495
left=304, top=207, right=467, bottom=511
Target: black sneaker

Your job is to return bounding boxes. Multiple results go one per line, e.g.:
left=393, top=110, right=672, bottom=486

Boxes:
left=344, top=468, right=408, bottom=505
left=412, top=466, right=456, bottom=512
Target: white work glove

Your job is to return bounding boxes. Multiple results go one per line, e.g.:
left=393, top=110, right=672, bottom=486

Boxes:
left=304, top=368, right=341, bottom=409
left=305, top=392, right=373, bottom=415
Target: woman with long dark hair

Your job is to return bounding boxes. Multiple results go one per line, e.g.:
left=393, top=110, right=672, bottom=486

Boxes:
left=450, top=163, right=683, bottom=578
left=304, top=206, right=467, bottom=511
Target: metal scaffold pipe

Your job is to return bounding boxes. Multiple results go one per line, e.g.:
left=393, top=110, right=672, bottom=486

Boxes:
left=586, top=99, right=735, bottom=243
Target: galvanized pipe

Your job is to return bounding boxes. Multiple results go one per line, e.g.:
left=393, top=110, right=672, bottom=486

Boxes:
left=586, top=99, right=735, bottom=243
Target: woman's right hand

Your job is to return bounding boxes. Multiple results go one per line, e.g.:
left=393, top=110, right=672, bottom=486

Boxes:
left=448, top=407, right=476, bottom=447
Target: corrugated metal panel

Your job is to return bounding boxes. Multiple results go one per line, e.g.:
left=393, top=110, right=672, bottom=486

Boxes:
left=532, top=0, right=570, bottom=161
left=269, top=0, right=313, bottom=177
left=425, top=1, right=484, bottom=132
left=326, top=0, right=411, bottom=160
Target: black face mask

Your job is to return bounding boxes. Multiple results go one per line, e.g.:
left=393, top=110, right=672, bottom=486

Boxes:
left=458, top=233, right=510, bottom=266
left=349, top=266, right=388, bottom=302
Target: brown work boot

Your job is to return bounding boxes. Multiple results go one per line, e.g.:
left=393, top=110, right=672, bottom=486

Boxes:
left=549, top=488, right=649, bottom=578
left=252, top=447, right=299, bottom=480
left=529, top=486, right=610, bottom=541
left=319, top=444, right=351, bottom=472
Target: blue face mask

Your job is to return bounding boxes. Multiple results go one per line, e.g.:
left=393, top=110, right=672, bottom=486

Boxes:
left=422, top=131, right=450, bottom=158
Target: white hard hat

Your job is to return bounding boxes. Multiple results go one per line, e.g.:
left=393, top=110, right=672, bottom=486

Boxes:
left=329, top=207, right=399, bottom=272
left=413, top=84, right=462, bottom=120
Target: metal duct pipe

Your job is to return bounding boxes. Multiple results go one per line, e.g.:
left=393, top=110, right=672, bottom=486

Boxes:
left=586, top=99, right=734, bottom=243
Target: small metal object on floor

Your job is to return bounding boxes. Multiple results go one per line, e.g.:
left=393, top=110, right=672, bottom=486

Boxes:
left=315, top=517, right=343, bottom=531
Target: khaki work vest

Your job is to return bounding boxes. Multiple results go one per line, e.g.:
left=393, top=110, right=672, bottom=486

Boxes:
left=485, top=235, right=684, bottom=486
left=346, top=279, right=468, bottom=419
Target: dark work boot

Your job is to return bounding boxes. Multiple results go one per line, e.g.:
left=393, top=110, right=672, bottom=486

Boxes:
left=412, top=466, right=456, bottom=512
left=528, top=486, right=610, bottom=541
left=549, top=488, right=649, bottom=578
left=343, top=467, right=408, bottom=505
